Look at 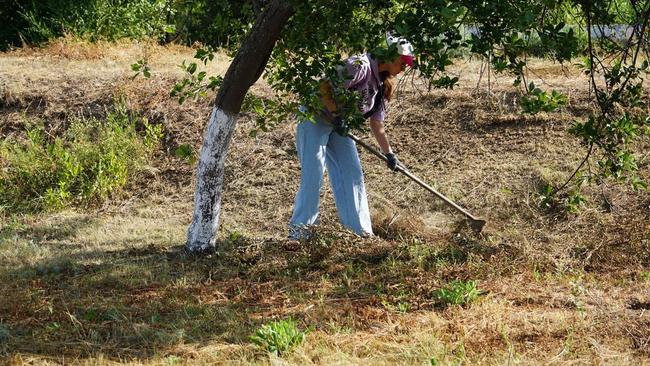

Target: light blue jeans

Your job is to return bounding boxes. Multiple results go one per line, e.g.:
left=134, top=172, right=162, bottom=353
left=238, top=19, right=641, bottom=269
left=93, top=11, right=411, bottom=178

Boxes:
left=289, top=114, right=373, bottom=239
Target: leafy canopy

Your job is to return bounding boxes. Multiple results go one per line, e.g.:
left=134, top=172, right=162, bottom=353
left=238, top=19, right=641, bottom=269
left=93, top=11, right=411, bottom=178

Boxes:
left=171, top=0, right=650, bottom=201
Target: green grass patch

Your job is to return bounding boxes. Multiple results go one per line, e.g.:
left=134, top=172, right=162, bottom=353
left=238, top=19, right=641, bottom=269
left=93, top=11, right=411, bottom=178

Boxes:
left=0, top=103, right=162, bottom=213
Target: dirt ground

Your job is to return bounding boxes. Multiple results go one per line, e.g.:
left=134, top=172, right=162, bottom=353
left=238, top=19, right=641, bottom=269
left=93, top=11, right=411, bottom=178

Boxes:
left=1, top=40, right=649, bottom=365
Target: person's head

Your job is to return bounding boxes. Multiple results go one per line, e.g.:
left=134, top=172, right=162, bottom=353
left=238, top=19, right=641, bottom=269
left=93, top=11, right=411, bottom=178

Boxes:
left=380, top=56, right=410, bottom=77
left=375, top=34, right=414, bottom=77
left=373, top=35, right=414, bottom=101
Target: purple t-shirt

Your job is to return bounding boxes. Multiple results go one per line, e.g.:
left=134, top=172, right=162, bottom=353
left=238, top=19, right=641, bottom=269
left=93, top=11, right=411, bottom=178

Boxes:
left=339, top=53, right=386, bottom=122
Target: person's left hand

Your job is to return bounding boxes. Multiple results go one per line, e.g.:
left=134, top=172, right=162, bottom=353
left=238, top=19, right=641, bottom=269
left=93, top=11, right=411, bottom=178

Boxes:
left=384, top=152, right=400, bottom=171
left=332, top=116, right=348, bottom=136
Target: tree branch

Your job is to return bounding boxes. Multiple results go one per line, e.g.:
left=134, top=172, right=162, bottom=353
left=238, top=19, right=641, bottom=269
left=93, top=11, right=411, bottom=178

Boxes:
left=215, top=0, right=294, bottom=114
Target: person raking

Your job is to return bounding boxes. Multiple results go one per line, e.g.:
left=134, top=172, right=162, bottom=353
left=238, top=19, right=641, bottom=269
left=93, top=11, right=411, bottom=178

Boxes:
left=288, top=34, right=415, bottom=240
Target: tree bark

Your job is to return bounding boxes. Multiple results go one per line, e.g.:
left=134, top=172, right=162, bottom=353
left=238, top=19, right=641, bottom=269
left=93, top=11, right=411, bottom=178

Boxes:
left=186, top=0, right=294, bottom=252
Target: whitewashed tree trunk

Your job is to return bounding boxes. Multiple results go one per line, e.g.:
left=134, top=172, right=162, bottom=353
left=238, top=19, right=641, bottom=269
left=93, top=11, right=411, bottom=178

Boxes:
left=185, top=107, right=238, bottom=252
left=185, top=0, right=294, bottom=253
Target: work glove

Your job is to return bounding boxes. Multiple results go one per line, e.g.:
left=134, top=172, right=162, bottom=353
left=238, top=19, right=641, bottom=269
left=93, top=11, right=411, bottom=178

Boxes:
left=332, top=116, right=348, bottom=136
left=384, top=152, right=400, bottom=171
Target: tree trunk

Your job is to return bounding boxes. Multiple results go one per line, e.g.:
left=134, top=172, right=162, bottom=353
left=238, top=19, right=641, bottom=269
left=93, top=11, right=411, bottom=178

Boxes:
left=185, top=0, right=294, bottom=252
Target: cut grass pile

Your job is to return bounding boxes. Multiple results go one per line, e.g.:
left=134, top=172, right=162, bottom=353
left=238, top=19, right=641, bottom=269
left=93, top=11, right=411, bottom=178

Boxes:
left=1, top=211, right=647, bottom=364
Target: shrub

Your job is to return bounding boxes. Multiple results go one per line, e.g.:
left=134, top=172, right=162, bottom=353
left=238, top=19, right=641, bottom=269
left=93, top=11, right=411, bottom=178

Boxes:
left=520, top=82, right=568, bottom=114
left=0, top=104, right=161, bottom=213
left=250, top=318, right=307, bottom=355
left=2, top=0, right=173, bottom=48
left=432, top=280, right=480, bottom=307
left=172, top=0, right=257, bottom=50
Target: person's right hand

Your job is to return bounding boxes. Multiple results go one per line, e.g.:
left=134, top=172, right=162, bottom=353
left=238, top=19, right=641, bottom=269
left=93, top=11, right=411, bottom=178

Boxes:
left=332, top=116, right=348, bottom=136
left=384, top=152, right=401, bottom=171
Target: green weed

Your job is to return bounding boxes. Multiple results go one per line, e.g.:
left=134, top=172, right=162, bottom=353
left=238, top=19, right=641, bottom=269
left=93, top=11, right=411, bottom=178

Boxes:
left=520, top=82, right=567, bottom=114
left=565, top=191, right=587, bottom=213
left=640, top=271, right=650, bottom=282
left=305, top=229, right=338, bottom=262
left=432, top=280, right=480, bottom=307
left=225, top=229, right=246, bottom=245
left=381, top=299, right=411, bottom=314
left=538, top=183, right=557, bottom=209
left=397, top=302, right=410, bottom=314
left=174, top=144, right=196, bottom=164
left=250, top=318, right=307, bottom=356
left=533, top=264, right=542, bottom=282
left=164, top=356, right=182, bottom=365
left=538, top=183, right=586, bottom=213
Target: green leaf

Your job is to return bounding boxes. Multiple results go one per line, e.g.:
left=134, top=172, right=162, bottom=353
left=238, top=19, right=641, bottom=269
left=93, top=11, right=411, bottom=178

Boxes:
left=187, top=63, right=197, bottom=75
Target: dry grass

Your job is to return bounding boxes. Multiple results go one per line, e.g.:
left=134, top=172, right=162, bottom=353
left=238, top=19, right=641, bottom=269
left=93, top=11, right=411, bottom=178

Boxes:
left=1, top=39, right=649, bottom=365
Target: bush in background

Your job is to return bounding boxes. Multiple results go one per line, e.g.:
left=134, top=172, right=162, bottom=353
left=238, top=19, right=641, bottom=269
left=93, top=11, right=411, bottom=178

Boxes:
left=0, top=103, right=162, bottom=213
left=0, top=0, right=261, bottom=51
left=0, top=0, right=173, bottom=49
left=171, top=0, right=257, bottom=51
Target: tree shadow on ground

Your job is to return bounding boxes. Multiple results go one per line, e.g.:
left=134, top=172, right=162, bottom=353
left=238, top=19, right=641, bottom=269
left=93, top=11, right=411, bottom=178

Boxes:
left=0, top=225, right=512, bottom=363
left=0, top=213, right=96, bottom=244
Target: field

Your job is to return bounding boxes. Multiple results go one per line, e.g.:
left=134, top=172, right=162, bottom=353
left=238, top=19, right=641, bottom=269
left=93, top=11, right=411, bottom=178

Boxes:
left=1, top=39, right=649, bottom=365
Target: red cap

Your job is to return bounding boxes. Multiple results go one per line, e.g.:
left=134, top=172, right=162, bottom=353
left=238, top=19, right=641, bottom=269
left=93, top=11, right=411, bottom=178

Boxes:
left=401, top=55, right=414, bottom=67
